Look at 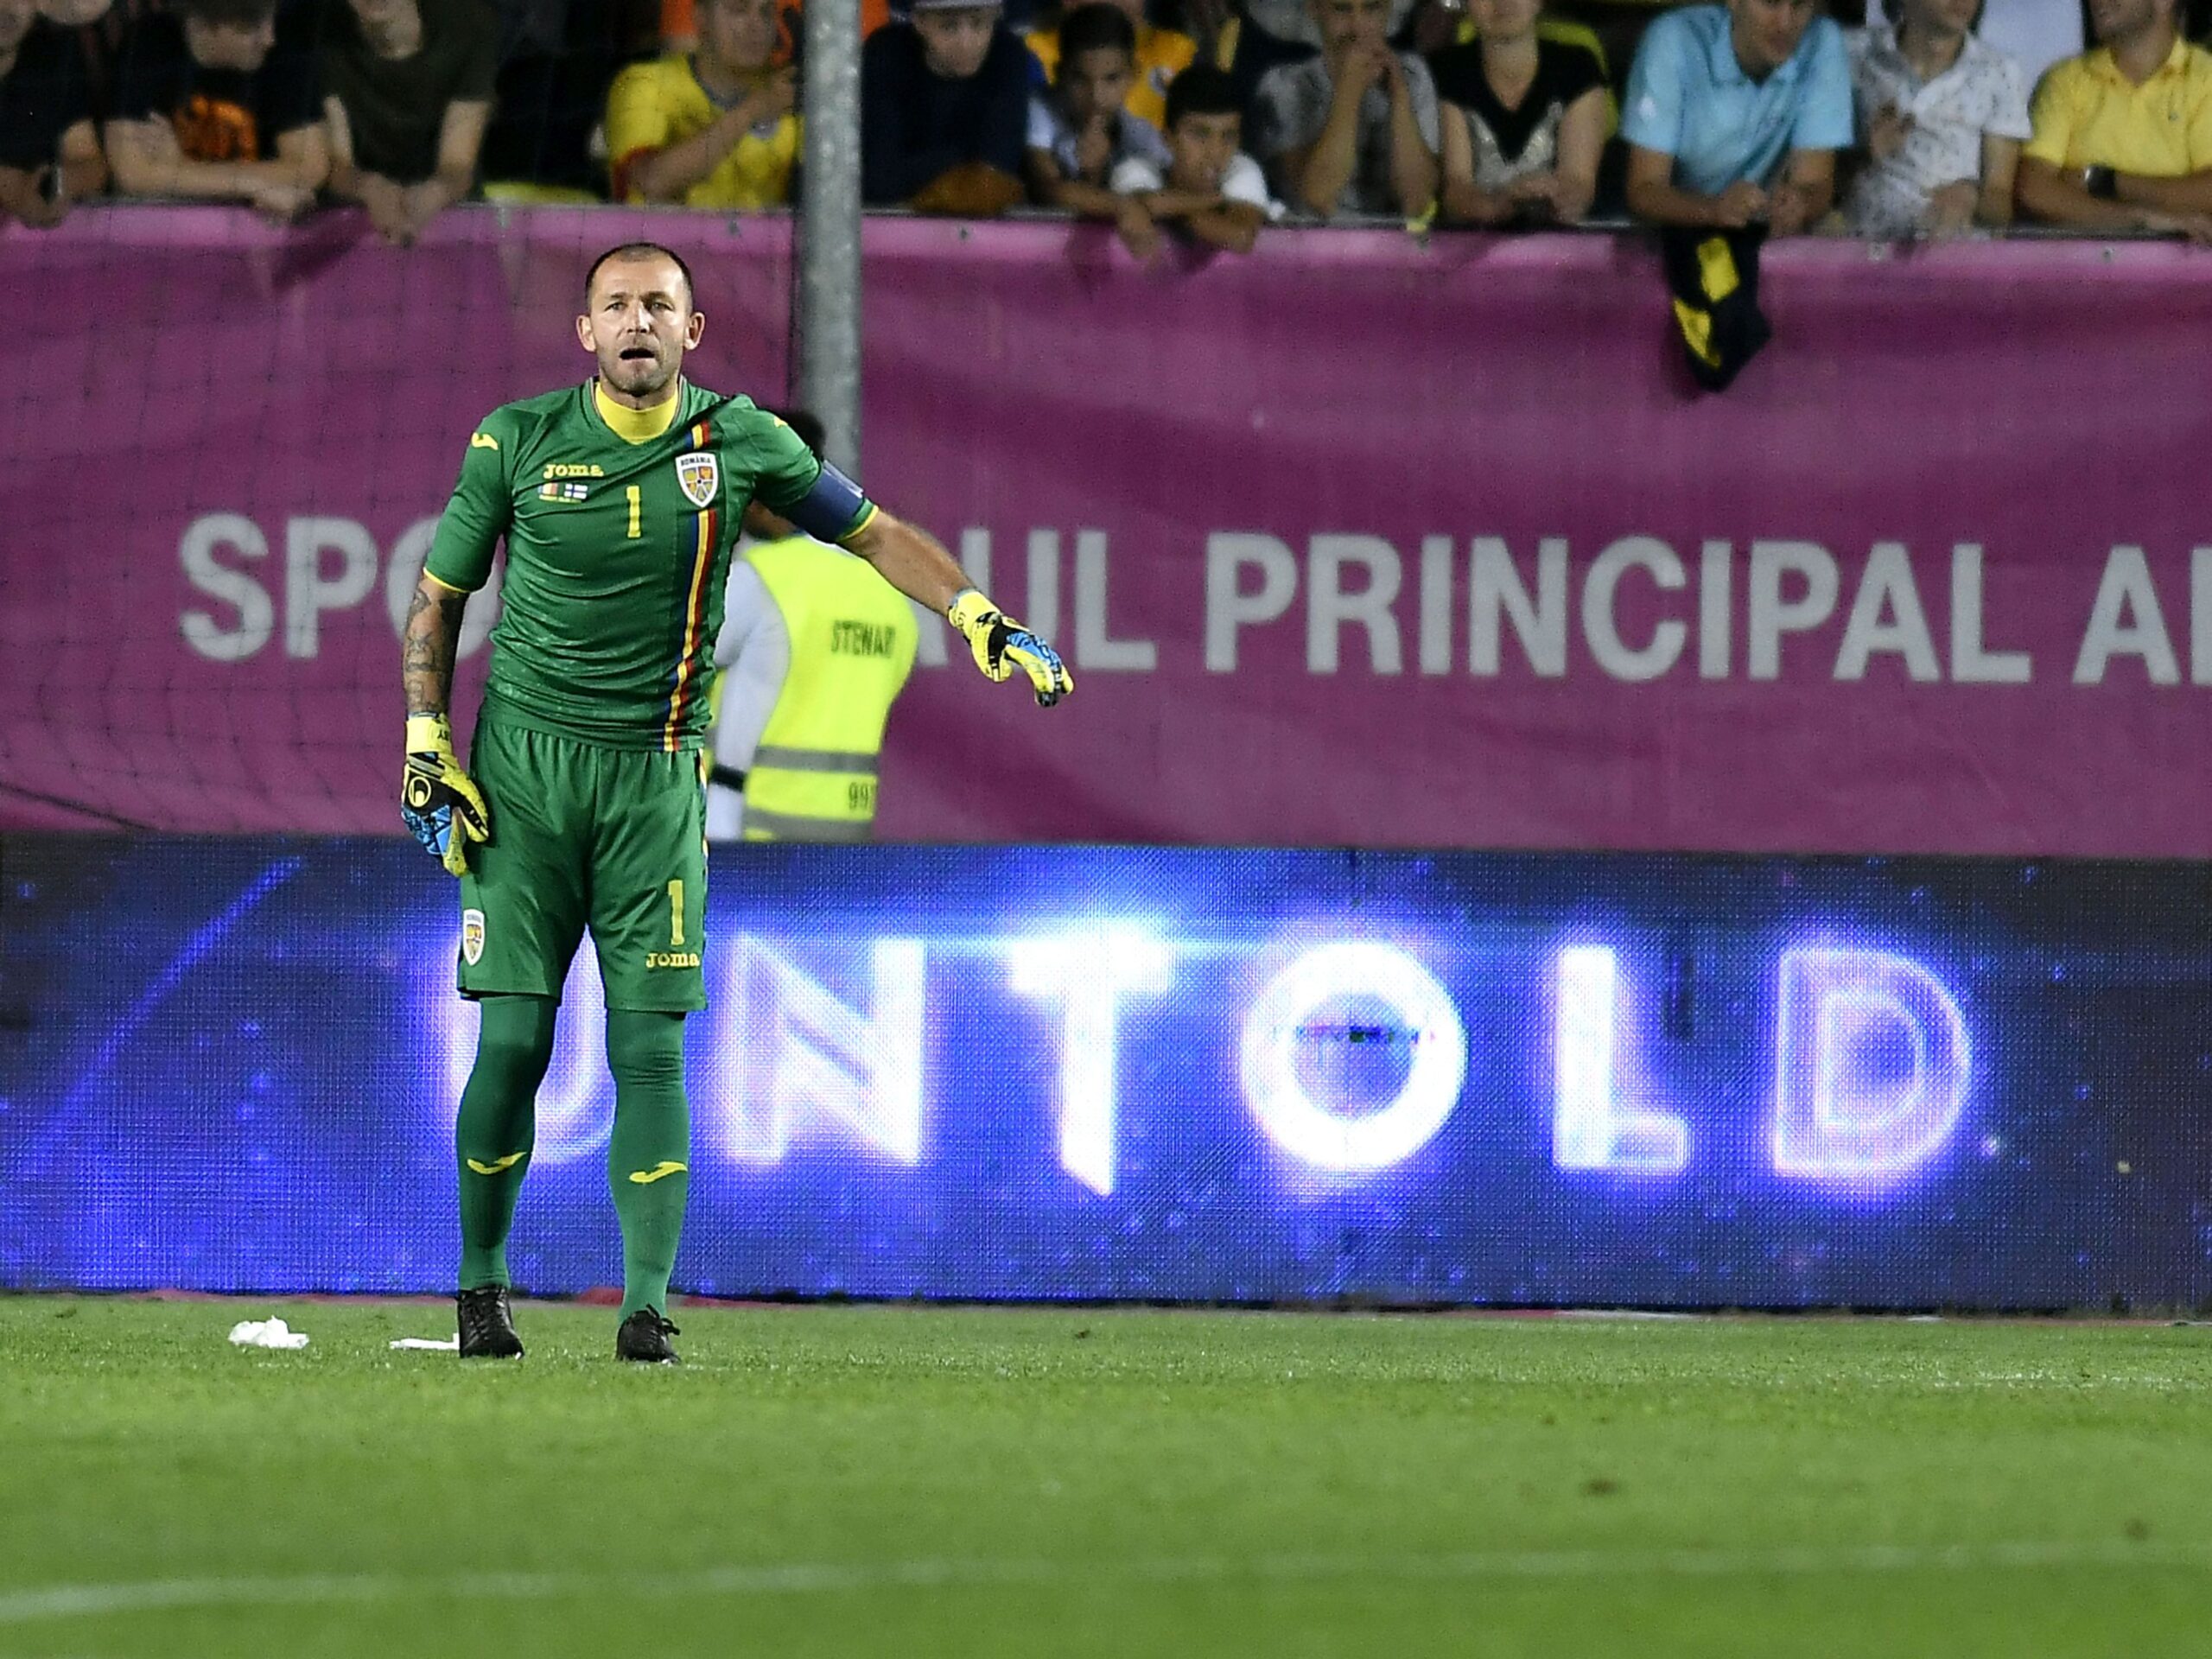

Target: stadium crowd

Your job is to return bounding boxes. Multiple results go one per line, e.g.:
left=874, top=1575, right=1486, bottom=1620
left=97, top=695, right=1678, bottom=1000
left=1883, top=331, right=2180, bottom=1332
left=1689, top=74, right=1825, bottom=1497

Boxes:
left=1, top=0, right=2209, bottom=245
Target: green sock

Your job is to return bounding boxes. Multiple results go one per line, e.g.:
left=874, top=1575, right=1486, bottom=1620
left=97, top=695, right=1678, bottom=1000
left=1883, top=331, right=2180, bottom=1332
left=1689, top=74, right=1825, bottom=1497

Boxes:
left=454, top=994, right=557, bottom=1291
left=605, top=1009, right=690, bottom=1319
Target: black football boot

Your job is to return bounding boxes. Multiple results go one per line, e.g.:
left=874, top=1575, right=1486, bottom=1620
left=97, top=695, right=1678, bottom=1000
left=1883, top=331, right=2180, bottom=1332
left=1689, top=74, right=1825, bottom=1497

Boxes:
left=615, top=1308, right=682, bottom=1365
left=456, top=1286, right=524, bottom=1359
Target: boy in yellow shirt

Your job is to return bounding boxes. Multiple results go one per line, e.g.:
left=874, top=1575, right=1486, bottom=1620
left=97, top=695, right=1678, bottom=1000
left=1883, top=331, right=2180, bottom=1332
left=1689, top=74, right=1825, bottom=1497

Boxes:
left=607, top=0, right=799, bottom=207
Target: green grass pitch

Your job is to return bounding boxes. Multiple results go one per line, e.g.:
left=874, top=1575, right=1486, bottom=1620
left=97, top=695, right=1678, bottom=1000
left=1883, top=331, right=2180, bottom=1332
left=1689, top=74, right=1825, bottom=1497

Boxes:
left=3, top=1298, right=2210, bottom=1656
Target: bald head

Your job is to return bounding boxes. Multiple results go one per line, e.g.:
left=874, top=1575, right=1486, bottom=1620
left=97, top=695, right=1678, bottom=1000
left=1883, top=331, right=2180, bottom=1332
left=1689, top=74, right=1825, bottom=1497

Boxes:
left=576, top=245, right=704, bottom=404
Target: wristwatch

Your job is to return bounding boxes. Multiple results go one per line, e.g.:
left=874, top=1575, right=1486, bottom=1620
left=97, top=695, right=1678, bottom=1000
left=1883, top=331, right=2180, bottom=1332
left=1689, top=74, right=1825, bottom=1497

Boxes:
left=2082, top=165, right=2118, bottom=200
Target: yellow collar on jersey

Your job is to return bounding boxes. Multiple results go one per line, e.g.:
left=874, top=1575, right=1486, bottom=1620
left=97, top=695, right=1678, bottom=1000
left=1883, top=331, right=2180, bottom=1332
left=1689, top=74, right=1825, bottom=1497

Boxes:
left=594, top=378, right=683, bottom=444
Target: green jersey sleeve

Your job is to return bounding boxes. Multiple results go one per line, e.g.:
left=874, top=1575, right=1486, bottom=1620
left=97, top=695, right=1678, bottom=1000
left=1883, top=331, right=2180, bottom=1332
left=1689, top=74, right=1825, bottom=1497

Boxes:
left=744, top=410, right=879, bottom=542
left=425, top=416, right=515, bottom=592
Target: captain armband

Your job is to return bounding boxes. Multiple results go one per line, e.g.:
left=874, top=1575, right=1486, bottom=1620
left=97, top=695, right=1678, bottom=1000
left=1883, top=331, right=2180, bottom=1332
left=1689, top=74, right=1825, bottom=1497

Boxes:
left=785, top=461, right=878, bottom=544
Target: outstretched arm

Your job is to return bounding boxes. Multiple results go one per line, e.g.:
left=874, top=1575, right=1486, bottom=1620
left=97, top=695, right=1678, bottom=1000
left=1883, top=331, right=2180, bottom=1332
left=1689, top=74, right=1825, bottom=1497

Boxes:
left=765, top=436, right=1071, bottom=704
left=840, top=510, right=1072, bottom=706
left=840, top=509, right=972, bottom=613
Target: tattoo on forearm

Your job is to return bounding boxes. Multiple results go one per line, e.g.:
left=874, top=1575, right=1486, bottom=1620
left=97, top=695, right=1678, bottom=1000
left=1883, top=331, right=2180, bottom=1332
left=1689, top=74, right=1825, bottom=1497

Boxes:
left=402, top=583, right=468, bottom=715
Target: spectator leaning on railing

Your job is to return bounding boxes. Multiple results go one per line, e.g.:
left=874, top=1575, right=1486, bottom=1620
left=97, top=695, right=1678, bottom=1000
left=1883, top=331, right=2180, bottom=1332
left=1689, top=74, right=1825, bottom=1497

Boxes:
left=1842, top=0, right=2029, bottom=238
left=1110, top=62, right=1279, bottom=251
left=2013, top=0, right=2212, bottom=240
left=1428, top=0, right=1607, bottom=226
left=0, top=0, right=105, bottom=225
left=607, top=0, right=798, bottom=208
left=1252, top=0, right=1440, bottom=219
left=861, top=0, right=1031, bottom=213
left=321, top=0, right=497, bottom=245
left=105, top=0, right=326, bottom=218
left=1621, top=0, right=1852, bottom=236
left=1624, top=0, right=1847, bottom=391
left=1025, top=3, right=1173, bottom=256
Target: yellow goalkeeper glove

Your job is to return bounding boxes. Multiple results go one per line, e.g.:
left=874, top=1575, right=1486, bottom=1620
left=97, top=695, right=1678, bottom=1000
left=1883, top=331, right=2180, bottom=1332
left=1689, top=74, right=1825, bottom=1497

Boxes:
left=947, top=589, right=1073, bottom=708
left=401, top=713, right=491, bottom=876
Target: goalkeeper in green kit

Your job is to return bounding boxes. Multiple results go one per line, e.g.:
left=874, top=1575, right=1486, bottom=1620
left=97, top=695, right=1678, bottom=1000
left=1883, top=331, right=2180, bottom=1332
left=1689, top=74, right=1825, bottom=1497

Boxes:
left=401, top=242, right=1071, bottom=1364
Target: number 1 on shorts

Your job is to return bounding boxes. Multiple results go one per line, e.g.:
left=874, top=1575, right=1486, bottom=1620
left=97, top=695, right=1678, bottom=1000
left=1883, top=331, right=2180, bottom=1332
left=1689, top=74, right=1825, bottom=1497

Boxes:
left=667, top=879, right=684, bottom=948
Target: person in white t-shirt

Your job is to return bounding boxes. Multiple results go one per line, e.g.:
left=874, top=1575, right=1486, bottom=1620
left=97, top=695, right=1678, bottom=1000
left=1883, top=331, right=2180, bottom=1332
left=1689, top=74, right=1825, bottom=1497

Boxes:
left=1846, top=0, right=2032, bottom=236
left=1110, top=64, right=1281, bottom=252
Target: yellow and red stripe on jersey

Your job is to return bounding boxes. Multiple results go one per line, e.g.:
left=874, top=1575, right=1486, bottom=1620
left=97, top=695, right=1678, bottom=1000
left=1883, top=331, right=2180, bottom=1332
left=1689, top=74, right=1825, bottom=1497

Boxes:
left=661, top=420, right=721, bottom=752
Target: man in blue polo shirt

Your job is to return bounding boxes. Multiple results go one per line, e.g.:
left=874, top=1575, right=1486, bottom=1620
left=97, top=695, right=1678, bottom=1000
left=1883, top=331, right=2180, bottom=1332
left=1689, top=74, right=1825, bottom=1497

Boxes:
left=1622, top=0, right=1853, bottom=232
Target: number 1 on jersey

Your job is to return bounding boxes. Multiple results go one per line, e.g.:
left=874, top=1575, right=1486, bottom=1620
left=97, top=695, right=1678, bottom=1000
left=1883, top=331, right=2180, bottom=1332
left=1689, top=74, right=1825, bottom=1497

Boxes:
left=667, top=879, right=684, bottom=948
left=626, top=485, right=643, bottom=539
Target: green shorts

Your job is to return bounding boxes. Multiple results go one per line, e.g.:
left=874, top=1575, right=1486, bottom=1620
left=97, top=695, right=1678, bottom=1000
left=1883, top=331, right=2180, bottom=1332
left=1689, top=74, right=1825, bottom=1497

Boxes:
left=455, top=720, right=709, bottom=1012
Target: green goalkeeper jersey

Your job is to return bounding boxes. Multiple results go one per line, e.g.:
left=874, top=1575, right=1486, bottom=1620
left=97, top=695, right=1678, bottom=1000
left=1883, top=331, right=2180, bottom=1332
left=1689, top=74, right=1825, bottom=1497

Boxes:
left=426, top=378, right=875, bottom=751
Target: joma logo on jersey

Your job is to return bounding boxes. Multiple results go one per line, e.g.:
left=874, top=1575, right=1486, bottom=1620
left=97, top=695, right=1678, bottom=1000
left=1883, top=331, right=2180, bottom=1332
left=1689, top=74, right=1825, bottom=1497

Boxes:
left=543, top=462, right=605, bottom=479
left=646, top=950, right=702, bottom=969
left=676, top=453, right=719, bottom=508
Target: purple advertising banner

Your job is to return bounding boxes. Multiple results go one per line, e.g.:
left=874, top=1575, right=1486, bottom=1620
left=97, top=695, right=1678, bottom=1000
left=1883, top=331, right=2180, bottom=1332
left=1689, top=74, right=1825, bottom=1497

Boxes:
left=3, top=208, right=2209, bottom=853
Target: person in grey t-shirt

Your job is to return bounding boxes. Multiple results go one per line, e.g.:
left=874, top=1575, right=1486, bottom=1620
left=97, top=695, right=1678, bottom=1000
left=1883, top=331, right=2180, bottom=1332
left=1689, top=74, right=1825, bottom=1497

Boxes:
left=1251, top=0, right=1439, bottom=217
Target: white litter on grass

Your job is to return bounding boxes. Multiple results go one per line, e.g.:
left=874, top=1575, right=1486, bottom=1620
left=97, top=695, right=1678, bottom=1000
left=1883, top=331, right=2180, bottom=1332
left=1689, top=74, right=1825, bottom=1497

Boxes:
left=1554, top=1309, right=1701, bottom=1321
left=226, top=1318, right=308, bottom=1351
left=389, top=1337, right=460, bottom=1351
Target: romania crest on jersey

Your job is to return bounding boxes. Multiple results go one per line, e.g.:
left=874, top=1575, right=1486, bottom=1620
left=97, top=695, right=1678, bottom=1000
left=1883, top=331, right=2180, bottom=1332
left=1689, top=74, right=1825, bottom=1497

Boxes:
left=462, top=908, right=486, bottom=965
left=676, top=452, right=720, bottom=509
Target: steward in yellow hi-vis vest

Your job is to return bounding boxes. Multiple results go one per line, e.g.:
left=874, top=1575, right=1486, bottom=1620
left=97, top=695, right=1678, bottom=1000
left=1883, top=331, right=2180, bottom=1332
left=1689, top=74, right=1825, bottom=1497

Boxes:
left=707, top=410, right=919, bottom=841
